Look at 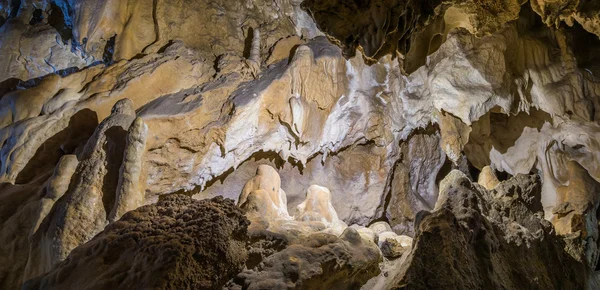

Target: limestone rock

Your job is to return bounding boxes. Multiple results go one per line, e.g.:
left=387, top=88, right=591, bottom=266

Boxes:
left=394, top=170, right=591, bottom=289
left=386, top=128, right=446, bottom=235
left=70, top=0, right=305, bottom=62
left=31, top=99, right=136, bottom=271
left=295, top=185, right=346, bottom=229
left=0, top=0, right=90, bottom=82
left=552, top=161, right=600, bottom=268
left=108, top=116, right=149, bottom=222
left=239, top=165, right=285, bottom=210
left=302, top=0, right=524, bottom=72
left=23, top=195, right=250, bottom=290
left=0, top=42, right=213, bottom=186
left=23, top=154, right=78, bottom=281
left=241, top=189, right=289, bottom=223
left=3, top=2, right=600, bottom=289
left=239, top=165, right=291, bottom=222
left=378, top=231, right=413, bottom=258
left=0, top=22, right=88, bottom=82
left=478, top=165, right=500, bottom=190
left=138, top=38, right=401, bottom=225
left=438, top=110, right=472, bottom=163
left=369, top=221, right=393, bottom=235
left=350, top=224, right=379, bottom=244
left=0, top=165, right=58, bottom=290
left=531, top=0, right=600, bottom=37
left=226, top=227, right=381, bottom=290
left=266, top=35, right=304, bottom=65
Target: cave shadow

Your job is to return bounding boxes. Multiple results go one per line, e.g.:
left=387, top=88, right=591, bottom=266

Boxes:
left=14, top=109, right=98, bottom=184
left=100, top=126, right=127, bottom=216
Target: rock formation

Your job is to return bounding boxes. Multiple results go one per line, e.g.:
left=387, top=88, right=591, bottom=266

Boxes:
left=23, top=195, right=250, bottom=290
left=1, top=0, right=600, bottom=289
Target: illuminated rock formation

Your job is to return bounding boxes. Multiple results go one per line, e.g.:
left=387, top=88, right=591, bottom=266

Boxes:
left=1, top=0, right=599, bottom=289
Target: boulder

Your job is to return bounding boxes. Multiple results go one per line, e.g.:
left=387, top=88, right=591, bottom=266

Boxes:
left=377, top=231, right=413, bottom=258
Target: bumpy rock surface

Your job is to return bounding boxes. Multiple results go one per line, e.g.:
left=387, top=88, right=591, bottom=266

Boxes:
left=23, top=195, right=250, bottom=290
left=2, top=0, right=600, bottom=289
left=227, top=228, right=381, bottom=290
left=394, top=171, right=593, bottom=289
left=231, top=165, right=382, bottom=289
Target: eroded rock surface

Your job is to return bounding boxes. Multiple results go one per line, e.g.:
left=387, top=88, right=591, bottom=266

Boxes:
left=228, top=166, right=382, bottom=289
left=394, top=171, right=592, bottom=289
left=23, top=195, right=250, bottom=290
left=2, top=0, right=600, bottom=289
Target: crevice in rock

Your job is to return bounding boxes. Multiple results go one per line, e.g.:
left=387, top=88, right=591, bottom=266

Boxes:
left=48, top=1, right=73, bottom=44
left=0, top=66, right=80, bottom=98
left=495, top=168, right=512, bottom=182
left=140, top=0, right=159, bottom=55
left=9, top=0, right=21, bottom=18
left=168, top=150, right=291, bottom=197
left=0, top=78, right=21, bottom=100
left=28, top=8, right=43, bottom=25
left=467, top=159, right=481, bottom=182
left=566, top=21, right=600, bottom=77
left=464, top=108, right=551, bottom=169
left=243, top=27, right=255, bottom=60
left=156, top=40, right=175, bottom=54
left=102, top=34, right=117, bottom=65
left=301, top=0, right=443, bottom=68
left=379, top=156, right=404, bottom=224
left=435, top=156, right=453, bottom=187
left=15, top=109, right=98, bottom=184
left=100, top=126, right=127, bottom=217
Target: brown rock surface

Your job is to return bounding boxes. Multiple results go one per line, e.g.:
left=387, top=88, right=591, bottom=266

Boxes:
left=227, top=227, right=381, bottom=290
left=394, top=171, right=592, bottom=289
left=23, top=195, right=250, bottom=290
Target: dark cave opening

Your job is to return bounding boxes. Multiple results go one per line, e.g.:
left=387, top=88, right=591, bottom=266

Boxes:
left=565, top=21, right=600, bottom=78
left=14, top=109, right=98, bottom=184
left=48, top=1, right=73, bottom=44
left=28, top=8, right=43, bottom=25
left=243, top=27, right=255, bottom=60
left=102, top=34, right=117, bottom=64
left=9, top=0, right=21, bottom=18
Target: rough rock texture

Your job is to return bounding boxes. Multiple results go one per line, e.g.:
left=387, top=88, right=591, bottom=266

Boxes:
left=0, top=0, right=89, bottom=82
left=229, top=166, right=382, bottom=289
left=393, top=171, right=593, bottom=289
left=531, top=0, right=600, bottom=37
left=0, top=167, right=57, bottom=290
left=34, top=99, right=136, bottom=267
left=378, top=231, right=413, bottom=258
left=23, top=195, right=250, bottom=290
left=386, top=128, right=447, bottom=235
left=23, top=154, right=78, bottom=282
left=228, top=228, right=381, bottom=290
left=2, top=0, right=600, bottom=289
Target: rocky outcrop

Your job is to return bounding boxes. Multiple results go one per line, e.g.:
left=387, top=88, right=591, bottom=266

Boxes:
left=229, top=166, right=382, bottom=289
left=108, top=117, right=149, bottom=222
left=531, top=0, right=600, bottom=37
left=23, top=195, right=250, bottom=290
left=386, top=127, right=447, bottom=235
left=34, top=99, right=136, bottom=267
left=392, top=171, right=594, bottom=289
left=227, top=228, right=381, bottom=290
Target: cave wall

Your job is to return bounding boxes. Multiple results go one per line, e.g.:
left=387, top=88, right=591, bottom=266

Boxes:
left=1, top=0, right=600, bottom=289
